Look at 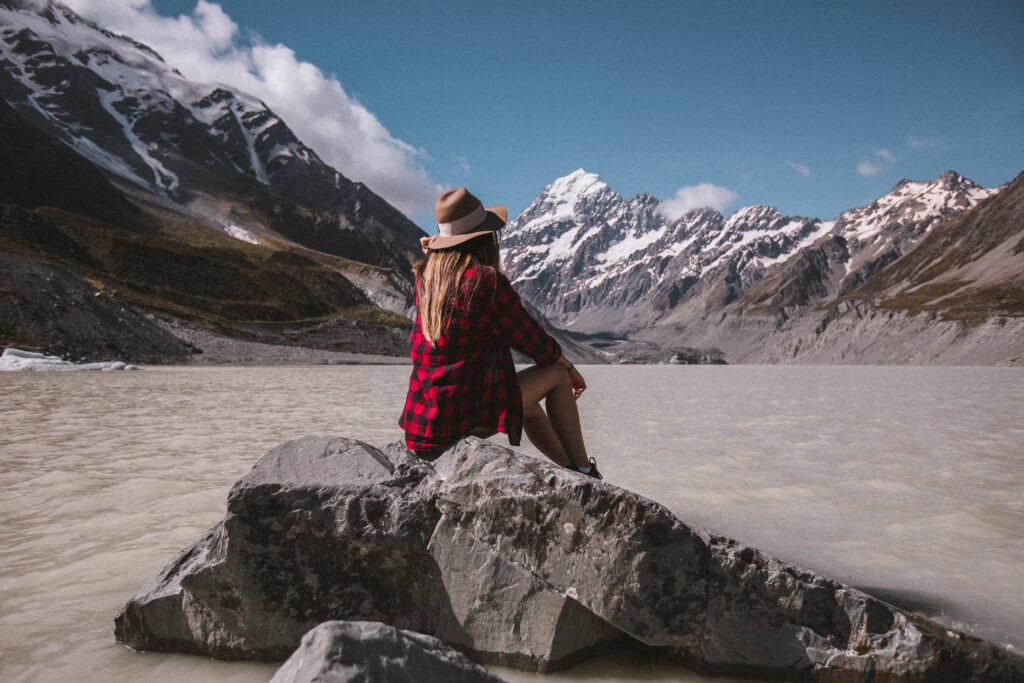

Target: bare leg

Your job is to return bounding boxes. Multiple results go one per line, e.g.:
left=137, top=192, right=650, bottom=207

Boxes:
left=517, top=364, right=589, bottom=468
left=522, top=400, right=571, bottom=467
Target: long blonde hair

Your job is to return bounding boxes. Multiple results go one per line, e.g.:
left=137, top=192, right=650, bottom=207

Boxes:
left=414, top=232, right=501, bottom=345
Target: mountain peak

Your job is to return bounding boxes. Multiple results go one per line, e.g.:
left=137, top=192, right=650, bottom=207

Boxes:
left=835, top=170, right=995, bottom=245
left=564, top=167, right=597, bottom=181
left=544, top=168, right=607, bottom=200
left=725, top=204, right=782, bottom=230
left=8, top=0, right=167, bottom=64
left=890, top=170, right=980, bottom=196
left=935, top=169, right=981, bottom=192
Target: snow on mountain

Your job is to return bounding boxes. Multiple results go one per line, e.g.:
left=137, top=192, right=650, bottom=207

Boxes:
left=503, top=170, right=826, bottom=329
left=0, top=0, right=299, bottom=196
left=837, top=171, right=995, bottom=243
left=0, top=0, right=425, bottom=273
left=505, top=169, right=631, bottom=285
left=503, top=168, right=999, bottom=334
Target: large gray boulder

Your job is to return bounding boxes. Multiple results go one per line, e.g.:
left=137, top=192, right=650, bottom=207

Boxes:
left=115, top=436, right=1024, bottom=680
left=270, top=621, right=504, bottom=683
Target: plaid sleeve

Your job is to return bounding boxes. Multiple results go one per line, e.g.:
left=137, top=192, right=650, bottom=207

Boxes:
left=480, top=268, right=562, bottom=365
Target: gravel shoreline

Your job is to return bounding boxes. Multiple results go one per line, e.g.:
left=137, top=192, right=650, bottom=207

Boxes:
left=159, top=319, right=409, bottom=366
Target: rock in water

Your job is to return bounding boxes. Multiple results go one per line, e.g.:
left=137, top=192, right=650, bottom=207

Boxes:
left=115, top=436, right=1024, bottom=680
left=270, top=621, right=504, bottom=683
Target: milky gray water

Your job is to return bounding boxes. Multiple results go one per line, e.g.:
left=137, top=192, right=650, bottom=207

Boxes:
left=1, top=365, right=1021, bottom=682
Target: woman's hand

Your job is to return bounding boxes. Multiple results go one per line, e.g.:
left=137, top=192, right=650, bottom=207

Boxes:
left=557, top=356, right=586, bottom=399
left=568, top=365, right=586, bottom=399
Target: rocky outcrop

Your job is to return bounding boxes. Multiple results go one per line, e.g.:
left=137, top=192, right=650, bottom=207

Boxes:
left=115, top=436, right=1024, bottom=680
left=270, top=621, right=504, bottom=683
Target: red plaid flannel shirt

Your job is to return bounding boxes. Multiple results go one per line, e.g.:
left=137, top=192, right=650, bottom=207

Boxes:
left=399, top=263, right=562, bottom=453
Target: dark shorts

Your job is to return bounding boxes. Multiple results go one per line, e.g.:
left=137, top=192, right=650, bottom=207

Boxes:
left=409, top=427, right=497, bottom=463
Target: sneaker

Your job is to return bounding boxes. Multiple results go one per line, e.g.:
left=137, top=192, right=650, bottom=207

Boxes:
left=567, top=458, right=602, bottom=480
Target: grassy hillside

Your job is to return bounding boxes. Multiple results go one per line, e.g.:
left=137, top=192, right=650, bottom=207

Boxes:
left=0, top=203, right=410, bottom=331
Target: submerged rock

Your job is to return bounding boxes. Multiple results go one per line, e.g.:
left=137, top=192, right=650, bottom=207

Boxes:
left=270, top=621, right=504, bottom=683
left=115, top=436, right=1024, bottom=680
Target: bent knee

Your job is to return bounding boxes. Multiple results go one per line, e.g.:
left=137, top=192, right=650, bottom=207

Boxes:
left=519, top=362, right=571, bottom=406
left=548, top=362, right=570, bottom=381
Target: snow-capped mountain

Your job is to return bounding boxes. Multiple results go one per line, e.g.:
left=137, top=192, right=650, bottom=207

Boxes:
left=502, top=170, right=664, bottom=324
left=503, top=168, right=999, bottom=335
left=0, top=0, right=424, bottom=270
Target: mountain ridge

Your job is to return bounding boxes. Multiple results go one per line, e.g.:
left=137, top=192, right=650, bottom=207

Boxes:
left=0, top=0, right=426, bottom=272
left=504, top=167, right=1021, bottom=365
left=0, top=0, right=426, bottom=360
left=2, top=1, right=1019, bottom=365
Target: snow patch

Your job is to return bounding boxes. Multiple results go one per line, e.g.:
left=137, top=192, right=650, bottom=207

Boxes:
left=598, top=226, right=666, bottom=264
left=231, top=104, right=269, bottom=184
left=66, top=134, right=150, bottom=187
left=0, top=348, right=138, bottom=371
left=96, top=89, right=179, bottom=193
left=658, top=232, right=699, bottom=258
left=223, top=224, right=262, bottom=245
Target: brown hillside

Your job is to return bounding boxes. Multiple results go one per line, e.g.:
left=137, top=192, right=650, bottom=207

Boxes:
left=846, top=171, right=1024, bottom=324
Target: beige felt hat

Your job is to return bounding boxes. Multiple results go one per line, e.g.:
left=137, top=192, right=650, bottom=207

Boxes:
left=422, top=187, right=507, bottom=251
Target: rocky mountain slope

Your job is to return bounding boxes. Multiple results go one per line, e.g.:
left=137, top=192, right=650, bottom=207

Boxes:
left=0, top=249, right=190, bottom=362
left=0, top=0, right=428, bottom=361
left=0, top=0, right=425, bottom=271
left=734, top=169, right=1024, bottom=365
left=503, top=168, right=1021, bottom=364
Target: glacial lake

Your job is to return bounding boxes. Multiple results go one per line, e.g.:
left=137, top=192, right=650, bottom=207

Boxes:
left=0, top=364, right=1021, bottom=682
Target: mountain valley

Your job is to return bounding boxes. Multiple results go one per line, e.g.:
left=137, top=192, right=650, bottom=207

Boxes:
left=1, top=0, right=1020, bottom=366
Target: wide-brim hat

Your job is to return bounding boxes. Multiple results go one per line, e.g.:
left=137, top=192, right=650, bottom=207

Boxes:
left=421, top=187, right=507, bottom=251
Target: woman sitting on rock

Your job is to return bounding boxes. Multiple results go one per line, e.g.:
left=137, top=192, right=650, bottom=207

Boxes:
left=399, top=187, right=600, bottom=478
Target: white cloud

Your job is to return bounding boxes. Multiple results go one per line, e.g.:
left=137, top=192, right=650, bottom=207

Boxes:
left=857, top=160, right=883, bottom=177
left=857, top=147, right=898, bottom=177
left=61, top=0, right=440, bottom=217
left=786, top=161, right=812, bottom=177
left=657, top=183, right=739, bottom=221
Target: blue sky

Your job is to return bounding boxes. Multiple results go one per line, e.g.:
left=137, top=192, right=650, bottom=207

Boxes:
left=68, top=1, right=1023, bottom=228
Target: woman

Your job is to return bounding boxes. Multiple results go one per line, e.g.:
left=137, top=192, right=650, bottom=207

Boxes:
left=399, top=187, right=601, bottom=478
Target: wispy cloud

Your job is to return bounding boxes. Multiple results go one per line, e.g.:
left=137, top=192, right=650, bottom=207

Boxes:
left=453, top=154, right=471, bottom=175
left=857, top=148, right=897, bottom=177
left=857, top=160, right=883, bottom=177
left=906, top=135, right=941, bottom=149
left=657, top=183, right=739, bottom=221
left=786, top=161, right=812, bottom=177
left=62, top=0, right=441, bottom=217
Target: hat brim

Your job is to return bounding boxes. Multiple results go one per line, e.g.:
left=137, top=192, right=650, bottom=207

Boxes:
left=425, top=205, right=507, bottom=250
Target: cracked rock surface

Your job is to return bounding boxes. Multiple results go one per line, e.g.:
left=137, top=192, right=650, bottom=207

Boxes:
left=115, top=436, right=1024, bottom=680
